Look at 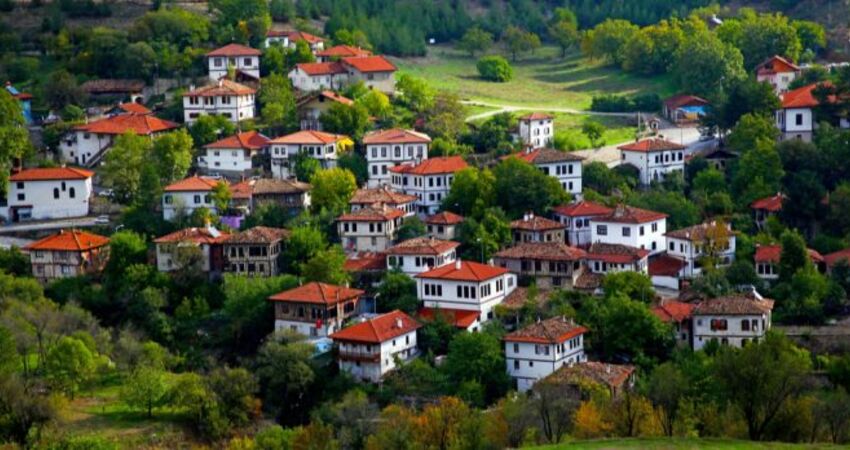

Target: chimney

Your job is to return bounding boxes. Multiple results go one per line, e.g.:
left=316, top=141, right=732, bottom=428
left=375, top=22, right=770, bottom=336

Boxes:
left=455, top=260, right=461, bottom=270
left=606, top=365, right=611, bottom=374
left=396, top=317, right=403, bottom=329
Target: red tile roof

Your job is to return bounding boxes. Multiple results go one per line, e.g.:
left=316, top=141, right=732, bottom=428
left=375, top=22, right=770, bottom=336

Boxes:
left=385, top=237, right=459, bottom=256
left=362, top=128, right=431, bottom=144
left=649, top=253, right=686, bottom=277
left=74, top=113, right=179, bottom=135
left=268, top=282, right=364, bottom=305
left=663, top=94, right=710, bottom=110
left=425, top=211, right=464, bottom=225
left=750, top=193, right=784, bottom=212
left=344, top=252, right=387, bottom=272
left=780, top=83, right=823, bottom=109
left=163, top=176, right=223, bottom=192
left=389, top=156, right=468, bottom=175
left=619, top=138, right=686, bottom=153
left=269, top=130, right=348, bottom=145
left=341, top=55, right=397, bottom=73
left=825, top=249, right=850, bottom=268
left=153, top=227, right=230, bottom=244
left=297, top=90, right=354, bottom=107
left=585, top=243, right=649, bottom=264
left=10, top=167, right=94, bottom=182
left=205, top=131, right=270, bottom=150
left=416, top=260, right=508, bottom=282
left=418, top=307, right=479, bottom=329
left=206, top=43, right=261, bottom=57
left=518, top=112, right=553, bottom=121
left=117, top=102, right=152, bottom=115
left=224, top=226, right=289, bottom=244
left=316, top=45, right=372, bottom=58
left=494, top=242, right=586, bottom=261
left=596, top=204, right=668, bottom=224
left=510, top=214, right=563, bottom=232
left=24, top=229, right=109, bottom=252
left=184, top=79, right=256, bottom=97
left=755, top=55, right=800, bottom=75
left=338, top=205, right=405, bottom=222
left=504, top=316, right=587, bottom=344
left=652, top=300, right=694, bottom=322
left=267, top=30, right=324, bottom=44
left=295, top=62, right=346, bottom=76
left=553, top=201, right=613, bottom=218
left=330, top=310, right=420, bottom=344
left=754, top=244, right=824, bottom=264
left=229, top=180, right=253, bottom=200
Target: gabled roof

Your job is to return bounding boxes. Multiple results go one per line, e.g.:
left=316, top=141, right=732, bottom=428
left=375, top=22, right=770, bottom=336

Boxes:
left=501, top=286, right=551, bottom=310
left=330, top=310, right=420, bottom=344
left=116, top=102, right=151, bottom=115
left=494, top=242, right=586, bottom=262
left=756, top=55, right=800, bottom=75
left=389, top=156, right=467, bottom=175
left=518, top=112, right=553, bottom=121
left=5, top=82, right=32, bottom=100
left=294, top=62, right=346, bottom=76
left=154, top=227, right=230, bottom=244
left=649, top=253, right=687, bottom=277
left=585, top=243, right=649, bottom=264
left=595, top=204, right=668, bottom=224
left=750, top=193, right=784, bottom=212
left=184, top=80, right=256, bottom=97
left=297, top=90, right=354, bottom=107
left=74, top=113, right=179, bottom=135
left=163, top=175, right=223, bottom=192
left=505, top=147, right=584, bottom=165
left=24, top=229, right=109, bottom=251
left=268, top=282, right=364, bottom=305
left=504, top=316, right=587, bottom=344
left=269, top=130, right=349, bottom=145
left=693, top=294, right=774, bottom=316
left=780, top=83, right=824, bottom=109
left=224, top=226, right=289, bottom=244
left=415, top=260, right=508, bottom=282
left=205, top=131, right=270, bottom=150
left=338, top=204, right=405, bottom=222
left=663, top=94, right=710, bottom=110
left=267, top=30, right=324, bottom=44
left=341, top=55, right=397, bottom=73
left=316, top=45, right=372, bottom=58
left=425, top=211, right=464, bottom=225
left=618, top=138, right=686, bottom=153
left=350, top=187, right=416, bottom=206
left=510, top=214, right=563, bottom=232
left=665, top=221, right=732, bottom=242
left=754, top=244, right=824, bottom=264
left=206, top=43, right=262, bottom=57
left=251, top=178, right=312, bottom=195
left=544, top=362, right=635, bottom=391
left=652, top=300, right=694, bottom=323
left=10, top=167, right=94, bottom=182
left=385, top=237, right=459, bottom=256
left=553, top=201, right=613, bottom=218
left=362, top=128, right=431, bottom=144
left=824, top=249, right=850, bottom=268
left=418, top=307, right=479, bottom=329
left=229, top=180, right=253, bottom=200
left=344, top=252, right=387, bottom=272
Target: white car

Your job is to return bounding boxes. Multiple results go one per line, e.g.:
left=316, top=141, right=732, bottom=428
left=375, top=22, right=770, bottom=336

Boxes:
left=98, top=189, right=114, bottom=198
left=94, top=215, right=110, bottom=225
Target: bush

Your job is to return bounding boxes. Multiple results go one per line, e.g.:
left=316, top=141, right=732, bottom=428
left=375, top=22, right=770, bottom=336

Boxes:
left=476, top=55, right=513, bottom=82
left=590, top=93, right=661, bottom=112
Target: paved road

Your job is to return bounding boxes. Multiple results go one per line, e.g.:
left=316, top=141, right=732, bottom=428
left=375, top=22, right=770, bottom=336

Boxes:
left=0, top=217, right=98, bottom=234
left=574, top=125, right=715, bottom=167
left=0, top=236, right=34, bottom=249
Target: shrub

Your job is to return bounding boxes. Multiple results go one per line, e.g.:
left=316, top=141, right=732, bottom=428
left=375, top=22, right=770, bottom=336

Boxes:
left=476, top=55, right=513, bottom=82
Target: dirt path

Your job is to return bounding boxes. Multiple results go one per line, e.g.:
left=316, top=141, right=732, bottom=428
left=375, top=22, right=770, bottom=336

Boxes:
left=462, top=100, right=637, bottom=121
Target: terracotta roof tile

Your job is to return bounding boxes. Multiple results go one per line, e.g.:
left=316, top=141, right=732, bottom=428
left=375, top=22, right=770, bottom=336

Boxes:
left=389, top=156, right=467, bottom=175
left=330, top=310, right=420, bottom=344
left=338, top=205, right=405, bottom=222
left=750, top=193, right=784, bottom=212
left=649, top=254, right=686, bottom=277
left=544, top=362, right=635, bottom=391
left=206, top=43, right=262, bottom=57
left=268, top=282, right=364, bottom=305
left=825, top=249, right=850, bottom=268
left=184, top=80, right=256, bottom=97
left=518, top=112, right=553, bottom=121
left=267, top=30, right=324, bottom=44
left=163, top=176, right=223, bottom=192
left=154, top=227, right=230, bottom=244
left=425, top=211, right=464, bottom=225
left=416, top=260, right=508, bottom=282
left=573, top=271, right=604, bottom=290
left=344, top=252, right=386, bottom=272
left=385, top=237, right=459, bottom=256
left=295, top=62, right=347, bottom=76
left=586, top=243, right=649, bottom=264
left=693, top=294, right=775, bottom=315
left=24, top=229, right=109, bottom=251
left=754, top=244, right=823, bottom=264
left=494, top=242, right=586, bottom=261
left=596, top=204, right=667, bottom=224
left=652, top=300, right=694, bottom=322
left=553, top=201, right=613, bottom=218
left=510, top=215, right=563, bottom=231
left=297, top=90, right=354, bottom=107
left=205, top=131, right=270, bottom=150
left=618, top=138, right=686, bottom=153
left=350, top=188, right=416, bottom=206
left=75, top=113, right=179, bottom=135
left=501, top=287, right=551, bottom=310
left=362, top=128, right=431, bottom=144
left=665, top=221, right=733, bottom=242
left=504, top=147, right=584, bottom=164
left=117, top=102, right=151, bottom=115
left=269, top=130, right=349, bottom=145
left=316, top=45, right=372, bottom=58
left=418, top=307, right=479, bottom=329
left=224, top=226, right=289, bottom=244
left=341, top=55, right=397, bottom=73
left=504, top=316, right=587, bottom=344
left=10, top=167, right=93, bottom=182
left=755, top=55, right=800, bottom=75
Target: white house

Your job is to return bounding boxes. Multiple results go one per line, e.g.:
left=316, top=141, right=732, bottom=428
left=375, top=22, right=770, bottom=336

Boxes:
left=265, top=30, right=325, bottom=52
left=665, top=221, right=736, bottom=278
left=153, top=226, right=230, bottom=274
left=198, top=131, right=269, bottom=178
left=60, top=113, right=179, bottom=167
left=206, top=43, right=261, bottom=81
left=505, top=148, right=584, bottom=196
left=161, top=176, right=226, bottom=221
left=692, top=292, right=774, bottom=350
left=288, top=62, right=348, bottom=92
left=552, top=201, right=613, bottom=247
left=517, top=112, right=554, bottom=148
left=363, top=129, right=431, bottom=188
left=504, top=316, right=588, bottom=392
left=425, top=211, right=464, bottom=241
left=389, top=156, right=467, bottom=216
left=337, top=205, right=404, bottom=253
left=776, top=83, right=818, bottom=142
left=754, top=244, right=824, bottom=282
left=584, top=243, right=650, bottom=276
left=618, top=138, right=686, bottom=186
left=755, top=55, right=800, bottom=94
left=340, top=55, right=397, bottom=94
left=415, top=260, right=517, bottom=331
left=385, top=237, right=459, bottom=276
left=183, top=79, right=256, bottom=124
left=268, top=282, right=363, bottom=338
left=3, top=167, right=93, bottom=222
left=349, top=187, right=417, bottom=218
left=330, top=310, right=420, bottom=383
left=296, top=90, right=354, bottom=131
left=23, top=230, right=109, bottom=283
left=590, top=204, right=668, bottom=255
left=268, top=130, right=352, bottom=179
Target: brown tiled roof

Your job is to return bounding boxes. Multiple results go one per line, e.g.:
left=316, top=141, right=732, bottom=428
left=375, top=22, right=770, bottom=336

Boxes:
left=24, top=229, right=109, bottom=251
left=501, top=287, right=551, bottom=310
left=331, top=310, right=420, bottom=344
left=494, top=242, right=586, bottom=261
left=184, top=80, right=256, bottom=97
left=596, top=204, right=667, bottom=224
left=74, top=113, right=178, bottom=135
left=251, top=178, right=311, bottom=195
left=153, top=227, right=230, bottom=244
left=585, top=243, right=649, bottom=264
left=268, top=282, right=364, bottom=305
left=553, top=201, right=613, bottom=218
left=618, top=138, right=686, bottom=153
left=425, top=211, right=464, bottom=225
left=652, top=300, right=694, bottom=322
left=207, top=43, right=261, bottom=57
left=510, top=215, right=563, bottom=231
left=573, top=271, right=604, bottom=290
left=750, top=193, right=784, bottom=212
left=544, top=362, right=635, bottom=391
left=385, top=237, right=459, bottom=256
left=505, top=147, right=584, bottom=164
left=518, top=112, right=553, bottom=121
left=80, top=79, right=144, bottom=94
left=205, top=131, right=269, bottom=150
left=649, top=254, right=686, bottom=277
left=504, top=317, right=587, bottom=344
left=350, top=188, right=416, bottom=206
left=693, top=294, right=775, bottom=316
left=416, top=260, right=507, bottom=282
left=362, top=128, right=431, bottom=144
left=269, top=130, right=348, bottom=145
left=344, top=252, right=386, bottom=272
left=665, top=222, right=732, bottom=242
left=338, top=205, right=405, bottom=222
left=224, top=226, right=289, bottom=244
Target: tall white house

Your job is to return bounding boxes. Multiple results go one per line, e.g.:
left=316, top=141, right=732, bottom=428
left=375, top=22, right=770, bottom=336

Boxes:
left=755, top=55, right=800, bottom=94
left=206, top=43, right=262, bottom=81
left=2, top=167, right=93, bottom=222
left=665, top=221, right=736, bottom=278
left=363, top=129, right=431, bottom=188
left=775, top=83, right=826, bottom=142
left=517, top=112, right=554, bottom=148
left=268, top=282, right=363, bottom=338
left=389, top=156, right=468, bottom=216
left=162, top=176, right=226, bottom=221
left=415, top=260, right=517, bottom=331
left=590, top=205, right=667, bottom=255
left=60, top=113, right=179, bottom=167
left=385, top=237, right=459, bottom=276
left=552, top=201, right=614, bottom=247
left=198, top=131, right=269, bottom=178
left=505, top=148, right=584, bottom=196
left=618, top=138, right=686, bottom=186
left=692, top=293, right=774, bottom=350
left=265, top=30, right=325, bottom=51
left=330, top=310, right=420, bottom=383
left=268, top=130, right=351, bottom=179
left=504, top=317, right=588, bottom=392
left=183, top=80, right=256, bottom=124
left=337, top=205, right=404, bottom=253
left=349, top=187, right=417, bottom=218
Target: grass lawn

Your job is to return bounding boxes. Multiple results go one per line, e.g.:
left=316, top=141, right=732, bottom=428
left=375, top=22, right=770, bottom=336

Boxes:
left=532, top=438, right=841, bottom=450
left=395, top=45, right=677, bottom=111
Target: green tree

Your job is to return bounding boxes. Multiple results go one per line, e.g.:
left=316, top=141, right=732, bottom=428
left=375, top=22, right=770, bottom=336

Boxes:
left=582, top=120, right=606, bottom=148
left=189, top=114, right=236, bottom=147
left=211, top=181, right=232, bottom=214
left=333, top=28, right=371, bottom=50
left=397, top=216, right=426, bottom=241
left=43, top=69, right=87, bottom=110
left=673, top=30, right=746, bottom=99
left=377, top=271, right=418, bottom=314
left=121, top=366, right=170, bottom=418
left=731, top=139, right=784, bottom=208
left=502, top=26, right=540, bottom=61
left=101, top=132, right=151, bottom=204
left=582, top=19, right=639, bottom=65
left=45, top=336, right=96, bottom=398
left=456, top=26, right=493, bottom=57
left=476, top=55, right=513, bottom=82
left=548, top=8, right=579, bottom=57
left=718, top=11, right=801, bottom=69
left=0, top=89, right=30, bottom=196
left=793, top=20, right=826, bottom=54
left=124, top=42, right=157, bottom=81
left=493, top=158, right=569, bottom=218
left=284, top=226, right=327, bottom=272
left=260, top=73, right=297, bottom=133
left=338, top=151, right=368, bottom=186
left=309, top=168, right=357, bottom=215
left=628, top=190, right=700, bottom=230
left=457, top=207, right=512, bottom=262
left=254, top=334, right=315, bottom=424
left=646, top=363, right=688, bottom=436
left=779, top=229, right=811, bottom=282
left=104, top=231, right=148, bottom=281
left=444, top=332, right=510, bottom=402
left=222, top=274, right=299, bottom=352
left=319, top=102, right=369, bottom=141
left=301, top=245, right=350, bottom=285
left=269, top=0, right=295, bottom=22
left=357, top=90, right=391, bottom=120
left=151, top=129, right=193, bottom=185
left=0, top=246, right=31, bottom=277
left=292, top=151, right=321, bottom=182
left=601, top=272, right=654, bottom=303
left=726, top=113, right=780, bottom=153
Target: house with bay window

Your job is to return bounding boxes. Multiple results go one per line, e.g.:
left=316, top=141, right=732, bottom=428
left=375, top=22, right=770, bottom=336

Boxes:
left=183, top=79, right=256, bottom=124
left=504, top=317, right=588, bottom=392
left=330, top=310, right=420, bottom=383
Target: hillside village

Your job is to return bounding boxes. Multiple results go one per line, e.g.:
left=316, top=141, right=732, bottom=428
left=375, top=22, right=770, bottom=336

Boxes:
left=3, top=0, right=850, bottom=448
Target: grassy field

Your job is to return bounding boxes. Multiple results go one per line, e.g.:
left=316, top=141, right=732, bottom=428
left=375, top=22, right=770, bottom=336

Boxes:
left=532, top=438, right=842, bottom=449
left=395, top=45, right=677, bottom=111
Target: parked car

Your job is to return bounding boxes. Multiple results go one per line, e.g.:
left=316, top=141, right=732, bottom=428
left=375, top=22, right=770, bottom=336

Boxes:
left=94, top=215, right=110, bottom=225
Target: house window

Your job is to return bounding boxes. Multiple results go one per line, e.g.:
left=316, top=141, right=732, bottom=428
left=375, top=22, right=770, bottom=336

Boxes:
left=597, top=225, right=607, bottom=236
left=513, top=360, right=519, bottom=370
left=741, top=320, right=750, bottom=331
left=710, top=319, right=728, bottom=331
left=53, top=188, right=59, bottom=199
left=795, top=113, right=803, bottom=126
left=69, top=187, right=75, bottom=198
left=622, top=227, right=631, bottom=237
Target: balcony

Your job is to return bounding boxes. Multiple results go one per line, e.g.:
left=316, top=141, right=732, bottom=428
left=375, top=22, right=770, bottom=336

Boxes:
left=337, top=349, right=380, bottom=363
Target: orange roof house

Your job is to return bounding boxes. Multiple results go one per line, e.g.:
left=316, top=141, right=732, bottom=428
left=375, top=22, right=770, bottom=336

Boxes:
left=316, top=45, right=372, bottom=60
left=23, top=230, right=110, bottom=282
left=10, top=167, right=93, bottom=182
left=24, top=229, right=109, bottom=252
left=163, top=175, right=223, bottom=192
left=362, top=128, right=431, bottom=145
left=330, top=310, right=420, bottom=344
left=206, top=43, right=262, bottom=57
left=553, top=201, right=613, bottom=218
left=415, top=259, right=508, bottom=282
left=426, top=211, right=464, bottom=225
left=618, top=138, right=687, bottom=153
left=341, top=55, right=397, bottom=73
left=204, top=131, right=269, bottom=150
left=269, top=282, right=364, bottom=305
left=73, top=113, right=178, bottom=136
left=504, top=316, right=587, bottom=345
left=388, top=156, right=467, bottom=176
